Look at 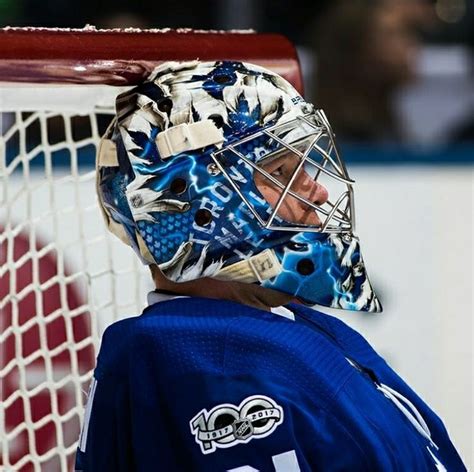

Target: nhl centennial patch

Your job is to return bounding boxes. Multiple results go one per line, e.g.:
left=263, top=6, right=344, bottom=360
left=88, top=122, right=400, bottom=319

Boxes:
left=190, top=395, right=284, bottom=454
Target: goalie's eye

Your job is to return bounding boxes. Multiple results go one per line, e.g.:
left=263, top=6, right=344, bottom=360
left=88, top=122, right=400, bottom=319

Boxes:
left=271, top=167, right=283, bottom=178
left=260, top=153, right=298, bottom=183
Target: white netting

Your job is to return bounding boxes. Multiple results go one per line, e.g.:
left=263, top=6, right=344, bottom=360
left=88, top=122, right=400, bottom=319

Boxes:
left=0, top=86, right=151, bottom=472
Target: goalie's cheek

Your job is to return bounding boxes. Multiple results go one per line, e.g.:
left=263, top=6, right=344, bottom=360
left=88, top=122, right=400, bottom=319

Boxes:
left=253, top=179, right=323, bottom=226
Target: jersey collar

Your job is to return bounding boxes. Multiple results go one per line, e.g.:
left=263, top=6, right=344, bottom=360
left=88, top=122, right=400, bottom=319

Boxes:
left=147, top=290, right=295, bottom=321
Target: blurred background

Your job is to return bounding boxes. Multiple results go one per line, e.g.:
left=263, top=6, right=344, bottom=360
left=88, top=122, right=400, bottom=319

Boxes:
left=308, top=0, right=472, bottom=146
left=1, top=0, right=473, bottom=150
left=1, top=0, right=473, bottom=469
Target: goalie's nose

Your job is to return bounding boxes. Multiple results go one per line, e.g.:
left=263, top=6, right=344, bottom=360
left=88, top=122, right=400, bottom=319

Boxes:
left=289, top=169, right=329, bottom=226
left=294, top=168, right=329, bottom=206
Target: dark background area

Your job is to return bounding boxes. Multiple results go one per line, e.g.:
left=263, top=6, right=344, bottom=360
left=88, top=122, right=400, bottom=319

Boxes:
left=1, top=0, right=472, bottom=45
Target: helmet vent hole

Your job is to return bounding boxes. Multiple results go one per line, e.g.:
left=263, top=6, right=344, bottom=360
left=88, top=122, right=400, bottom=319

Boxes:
left=158, top=98, right=173, bottom=114
left=297, top=259, right=315, bottom=276
left=194, top=209, right=213, bottom=227
left=170, top=178, right=187, bottom=195
left=208, top=114, right=224, bottom=129
left=214, top=74, right=232, bottom=84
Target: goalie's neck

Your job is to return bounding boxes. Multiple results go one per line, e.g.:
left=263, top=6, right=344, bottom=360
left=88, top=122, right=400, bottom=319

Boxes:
left=151, top=273, right=294, bottom=313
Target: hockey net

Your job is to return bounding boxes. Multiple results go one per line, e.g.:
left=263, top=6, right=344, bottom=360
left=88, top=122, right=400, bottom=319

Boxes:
left=0, top=27, right=302, bottom=471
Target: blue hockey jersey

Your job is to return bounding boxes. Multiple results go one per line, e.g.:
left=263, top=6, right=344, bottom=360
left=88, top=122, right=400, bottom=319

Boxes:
left=75, top=294, right=466, bottom=471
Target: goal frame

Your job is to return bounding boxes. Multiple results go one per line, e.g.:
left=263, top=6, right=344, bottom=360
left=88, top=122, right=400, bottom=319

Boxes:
left=0, top=26, right=302, bottom=472
left=0, top=26, right=303, bottom=89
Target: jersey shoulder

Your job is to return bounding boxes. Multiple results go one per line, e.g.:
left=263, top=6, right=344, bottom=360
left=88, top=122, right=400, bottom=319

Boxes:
left=289, top=302, right=382, bottom=363
left=100, top=298, right=361, bottom=406
left=98, top=296, right=303, bottom=372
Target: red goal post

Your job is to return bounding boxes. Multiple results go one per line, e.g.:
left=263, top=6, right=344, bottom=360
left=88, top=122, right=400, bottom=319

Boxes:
left=0, top=26, right=303, bottom=88
left=0, top=27, right=302, bottom=472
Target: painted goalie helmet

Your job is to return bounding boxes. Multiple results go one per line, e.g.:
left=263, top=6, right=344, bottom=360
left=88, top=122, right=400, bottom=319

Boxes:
left=97, top=60, right=381, bottom=312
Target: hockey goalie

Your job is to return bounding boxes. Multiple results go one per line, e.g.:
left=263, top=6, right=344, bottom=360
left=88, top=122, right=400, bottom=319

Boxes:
left=75, top=61, right=466, bottom=471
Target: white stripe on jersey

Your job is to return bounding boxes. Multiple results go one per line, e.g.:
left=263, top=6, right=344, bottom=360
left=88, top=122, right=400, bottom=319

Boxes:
left=79, top=378, right=98, bottom=452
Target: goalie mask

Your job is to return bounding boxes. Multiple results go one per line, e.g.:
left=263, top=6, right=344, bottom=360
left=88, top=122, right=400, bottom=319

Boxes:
left=97, top=60, right=381, bottom=312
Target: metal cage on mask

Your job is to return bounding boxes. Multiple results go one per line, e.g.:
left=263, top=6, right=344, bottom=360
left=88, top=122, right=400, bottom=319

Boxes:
left=211, top=110, right=354, bottom=234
